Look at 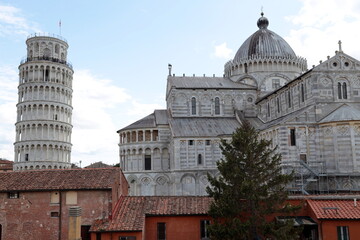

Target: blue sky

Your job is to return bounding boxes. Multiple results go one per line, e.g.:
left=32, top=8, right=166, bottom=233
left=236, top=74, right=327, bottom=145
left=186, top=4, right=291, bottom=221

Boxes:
left=1, top=0, right=360, bottom=167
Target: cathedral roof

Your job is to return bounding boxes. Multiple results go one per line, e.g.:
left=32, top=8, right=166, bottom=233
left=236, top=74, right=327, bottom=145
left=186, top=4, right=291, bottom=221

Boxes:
left=233, top=13, right=297, bottom=62
left=169, top=117, right=240, bottom=137
left=319, top=104, right=360, bottom=123
left=167, top=76, right=255, bottom=89
left=118, top=110, right=168, bottom=132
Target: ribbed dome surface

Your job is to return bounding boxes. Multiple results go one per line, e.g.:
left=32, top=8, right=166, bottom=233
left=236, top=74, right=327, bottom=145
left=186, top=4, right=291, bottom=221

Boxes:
left=233, top=14, right=296, bottom=62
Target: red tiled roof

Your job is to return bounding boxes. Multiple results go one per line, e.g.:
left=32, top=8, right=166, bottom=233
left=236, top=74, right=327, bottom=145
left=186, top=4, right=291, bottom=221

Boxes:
left=308, top=199, right=360, bottom=219
left=0, top=168, right=120, bottom=191
left=0, top=159, right=13, bottom=164
left=0, top=159, right=13, bottom=171
left=91, top=196, right=212, bottom=232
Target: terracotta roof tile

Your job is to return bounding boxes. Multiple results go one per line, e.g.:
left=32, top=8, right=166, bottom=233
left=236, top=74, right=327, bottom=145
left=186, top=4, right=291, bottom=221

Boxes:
left=91, top=196, right=212, bottom=232
left=0, top=160, right=13, bottom=171
left=0, top=168, right=120, bottom=191
left=308, top=199, right=360, bottom=219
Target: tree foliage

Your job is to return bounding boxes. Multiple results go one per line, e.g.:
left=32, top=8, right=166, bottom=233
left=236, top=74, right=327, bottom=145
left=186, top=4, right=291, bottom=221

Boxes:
left=206, top=121, right=300, bottom=240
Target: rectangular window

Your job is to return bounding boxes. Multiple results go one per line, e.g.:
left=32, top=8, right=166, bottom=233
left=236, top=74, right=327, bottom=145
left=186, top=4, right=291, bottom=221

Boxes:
left=145, top=155, right=151, bottom=170
left=290, top=129, right=296, bottom=146
left=51, top=212, right=59, bottom=217
left=188, top=140, right=194, bottom=146
left=8, top=192, right=19, bottom=199
left=205, top=140, right=211, bottom=146
left=200, top=220, right=210, bottom=239
left=337, top=226, right=349, bottom=240
left=277, top=98, right=280, bottom=113
left=157, top=222, right=166, bottom=240
left=120, top=237, right=136, bottom=240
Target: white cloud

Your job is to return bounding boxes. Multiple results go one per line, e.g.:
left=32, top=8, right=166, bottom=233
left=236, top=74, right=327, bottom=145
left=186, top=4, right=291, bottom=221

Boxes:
left=0, top=5, right=39, bottom=37
left=71, top=70, right=165, bottom=166
left=285, top=0, right=360, bottom=67
left=213, top=42, right=233, bottom=59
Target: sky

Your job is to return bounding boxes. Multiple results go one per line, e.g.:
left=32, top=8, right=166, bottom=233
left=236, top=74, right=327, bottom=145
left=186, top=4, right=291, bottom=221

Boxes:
left=1, top=0, right=360, bottom=167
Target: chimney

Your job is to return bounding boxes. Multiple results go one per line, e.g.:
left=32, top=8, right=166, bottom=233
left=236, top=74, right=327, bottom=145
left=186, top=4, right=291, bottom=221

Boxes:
left=168, top=64, right=172, bottom=76
left=68, top=206, right=82, bottom=240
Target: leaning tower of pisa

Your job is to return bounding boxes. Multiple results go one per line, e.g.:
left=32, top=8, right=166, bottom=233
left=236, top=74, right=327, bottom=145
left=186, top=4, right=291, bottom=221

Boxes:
left=13, top=33, right=74, bottom=171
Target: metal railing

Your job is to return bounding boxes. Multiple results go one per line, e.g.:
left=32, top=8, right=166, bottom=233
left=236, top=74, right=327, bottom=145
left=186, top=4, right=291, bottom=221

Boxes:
left=27, top=33, right=67, bottom=43
left=20, top=56, right=73, bottom=69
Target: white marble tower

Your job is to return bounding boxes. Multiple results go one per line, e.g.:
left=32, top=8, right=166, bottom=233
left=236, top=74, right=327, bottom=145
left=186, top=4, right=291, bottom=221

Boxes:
left=13, top=33, right=74, bottom=171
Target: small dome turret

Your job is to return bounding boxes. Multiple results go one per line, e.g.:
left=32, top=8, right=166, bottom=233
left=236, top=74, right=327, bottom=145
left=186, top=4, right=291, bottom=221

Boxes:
left=257, top=12, right=269, bottom=29
left=234, top=13, right=297, bottom=62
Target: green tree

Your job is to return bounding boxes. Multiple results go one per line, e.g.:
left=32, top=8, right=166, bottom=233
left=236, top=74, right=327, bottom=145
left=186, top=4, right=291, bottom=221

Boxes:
left=206, top=121, right=300, bottom=240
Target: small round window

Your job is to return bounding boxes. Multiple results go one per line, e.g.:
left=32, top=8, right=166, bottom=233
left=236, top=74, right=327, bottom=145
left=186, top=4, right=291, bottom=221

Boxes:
left=332, top=62, right=338, bottom=67
left=247, top=97, right=253, bottom=102
left=344, top=62, right=349, bottom=67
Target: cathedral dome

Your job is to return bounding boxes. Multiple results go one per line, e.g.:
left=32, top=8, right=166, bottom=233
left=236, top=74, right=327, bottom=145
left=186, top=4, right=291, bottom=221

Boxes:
left=233, top=13, right=296, bottom=62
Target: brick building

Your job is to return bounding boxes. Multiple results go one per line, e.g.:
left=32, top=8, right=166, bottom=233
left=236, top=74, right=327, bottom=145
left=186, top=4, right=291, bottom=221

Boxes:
left=307, top=198, right=360, bottom=240
left=90, top=196, right=212, bottom=240
left=89, top=195, right=360, bottom=240
left=0, top=168, right=128, bottom=240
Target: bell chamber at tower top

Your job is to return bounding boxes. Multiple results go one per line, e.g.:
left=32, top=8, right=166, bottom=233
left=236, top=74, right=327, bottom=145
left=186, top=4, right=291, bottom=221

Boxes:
left=20, top=33, right=73, bottom=69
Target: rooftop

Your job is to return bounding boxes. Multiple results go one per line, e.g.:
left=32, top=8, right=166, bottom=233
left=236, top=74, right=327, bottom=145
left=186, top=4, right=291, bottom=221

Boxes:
left=91, top=196, right=212, bottom=232
left=167, top=76, right=255, bottom=89
left=118, top=109, right=168, bottom=132
left=0, top=168, right=121, bottom=191
left=169, top=117, right=241, bottom=137
left=308, top=199, right=360, bottom=219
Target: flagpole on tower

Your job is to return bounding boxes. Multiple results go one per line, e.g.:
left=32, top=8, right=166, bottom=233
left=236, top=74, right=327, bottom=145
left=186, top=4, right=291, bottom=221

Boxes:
left=59, top=20, right=62, bottom=36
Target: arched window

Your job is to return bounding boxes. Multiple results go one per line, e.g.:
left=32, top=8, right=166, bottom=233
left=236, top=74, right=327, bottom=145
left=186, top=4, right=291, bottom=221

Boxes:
left=197, top=154, right=202, bottom=165
left=215, top=97, right=220, bottom=115
left=338, top=82, right=342, bottom=99
left=43, top=48, right=51, bottom=58
left=191, top=97, right=196, bottom=115
left=55, top=44, right=59, bottom=54
left=343, top=82, right=347, bottom=99
left=338, top=82, right=348, bottom=100
left=301, top=83, right=305, bottom=102
left=287, top=90, right=292, bottom=108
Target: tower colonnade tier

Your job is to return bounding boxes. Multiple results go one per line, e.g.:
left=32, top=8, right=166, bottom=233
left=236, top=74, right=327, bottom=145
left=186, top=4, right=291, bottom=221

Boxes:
left=14, top=33, right=74, bottom=171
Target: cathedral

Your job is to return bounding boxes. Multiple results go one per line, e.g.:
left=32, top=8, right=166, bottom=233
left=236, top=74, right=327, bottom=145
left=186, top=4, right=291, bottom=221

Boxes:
left=118, top=13, right=360, bottom=196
